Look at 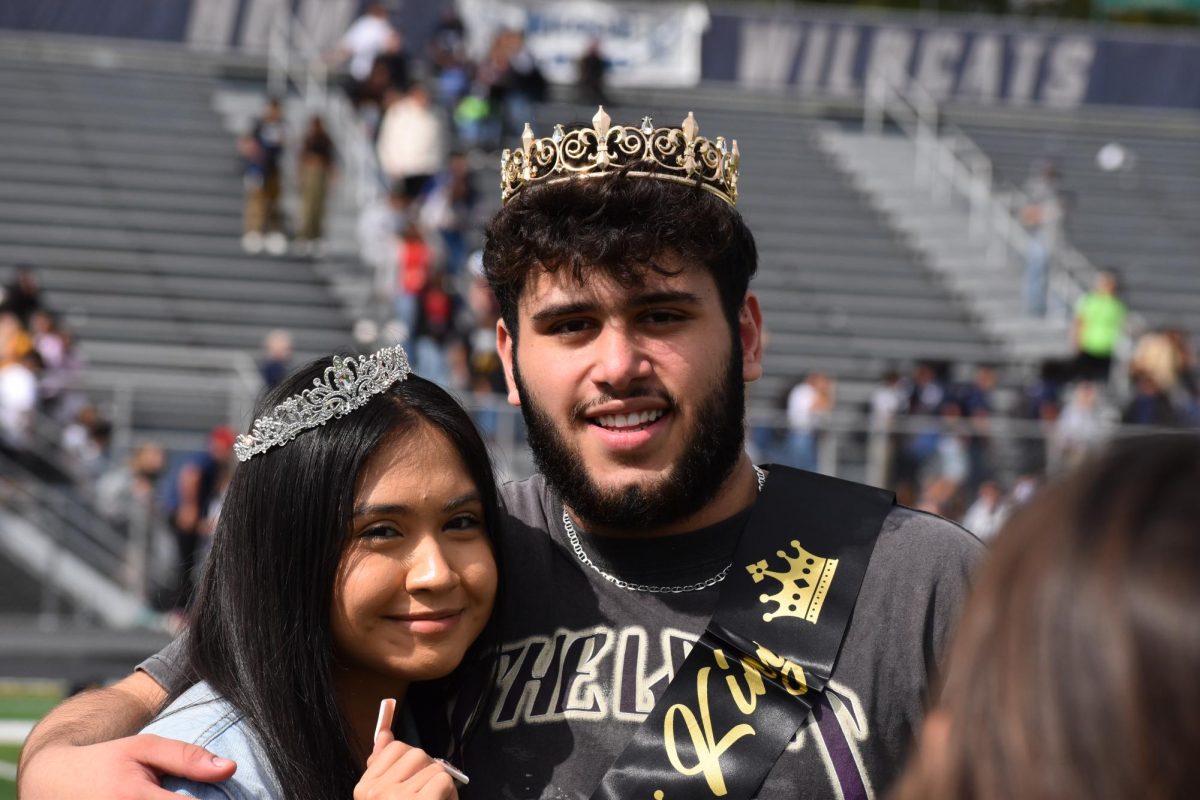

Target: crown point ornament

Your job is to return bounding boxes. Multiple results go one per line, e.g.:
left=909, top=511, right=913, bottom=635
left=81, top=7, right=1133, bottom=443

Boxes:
left=593, top=105, right=611, bottom=137
left=640, top=116, right=654, bottom=135
left=682, top=111, right=698, bottom=143
left=551, top=124, right=564, bottom=143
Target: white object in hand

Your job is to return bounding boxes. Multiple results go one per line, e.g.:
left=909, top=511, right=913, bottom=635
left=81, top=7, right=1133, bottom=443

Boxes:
left=373, top=698, right=471, bottom=785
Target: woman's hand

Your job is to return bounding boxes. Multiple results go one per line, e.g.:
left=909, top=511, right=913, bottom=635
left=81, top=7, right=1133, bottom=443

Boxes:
left=354, top=729, right=458, bottom=800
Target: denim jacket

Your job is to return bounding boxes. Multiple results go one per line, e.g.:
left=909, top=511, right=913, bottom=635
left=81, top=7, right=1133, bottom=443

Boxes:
left=141, top=681, right=284, bottom=799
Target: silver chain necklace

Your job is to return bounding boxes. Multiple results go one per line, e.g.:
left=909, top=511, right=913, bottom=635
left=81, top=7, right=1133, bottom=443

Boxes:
left=561, top=465, right=766, bottom=594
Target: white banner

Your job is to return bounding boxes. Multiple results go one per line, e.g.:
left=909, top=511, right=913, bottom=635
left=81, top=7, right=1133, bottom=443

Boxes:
left=457, top=0, right=709, bottom=88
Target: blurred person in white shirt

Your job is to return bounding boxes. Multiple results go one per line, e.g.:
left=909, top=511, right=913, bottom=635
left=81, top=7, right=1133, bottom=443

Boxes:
left=377, top=84, right=446, bottom=201
left=0, top=348, right=39, bottom=452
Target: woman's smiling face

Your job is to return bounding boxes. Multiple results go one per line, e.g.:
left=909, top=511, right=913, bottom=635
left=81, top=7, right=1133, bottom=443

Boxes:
left=331, top=422, right=497, bottom=686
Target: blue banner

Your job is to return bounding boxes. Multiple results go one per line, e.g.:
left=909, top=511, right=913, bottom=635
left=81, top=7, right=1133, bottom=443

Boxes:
left=3, top=1, right=1199, bottom=110
left=702, top=8, right=1200, bottom=111
left=0, top=0, right=447, bottom=57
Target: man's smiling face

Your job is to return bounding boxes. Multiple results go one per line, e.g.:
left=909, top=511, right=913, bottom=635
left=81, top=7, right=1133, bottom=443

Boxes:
left=497, top=257, right=763, bottom=534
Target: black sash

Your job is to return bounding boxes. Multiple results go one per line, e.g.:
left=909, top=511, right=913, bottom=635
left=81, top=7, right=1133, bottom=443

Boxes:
left=591, top=466, right=894, bottom=799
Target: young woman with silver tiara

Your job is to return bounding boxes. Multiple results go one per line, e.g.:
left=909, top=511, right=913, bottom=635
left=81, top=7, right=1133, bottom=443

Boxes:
left=139, top=346, right=499, bottom=800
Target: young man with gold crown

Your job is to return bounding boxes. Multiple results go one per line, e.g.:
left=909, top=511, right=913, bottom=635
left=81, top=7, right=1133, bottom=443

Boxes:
left=18, top=108, right=982, bottom=799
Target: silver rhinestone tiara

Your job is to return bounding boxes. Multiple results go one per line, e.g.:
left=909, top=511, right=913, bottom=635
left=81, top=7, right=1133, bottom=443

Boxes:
left=234, top=345, right=412, bottom=462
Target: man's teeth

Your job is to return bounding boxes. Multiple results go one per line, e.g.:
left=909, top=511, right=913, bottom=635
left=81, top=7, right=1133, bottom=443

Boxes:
left=594, top=409, right=665, bottom=429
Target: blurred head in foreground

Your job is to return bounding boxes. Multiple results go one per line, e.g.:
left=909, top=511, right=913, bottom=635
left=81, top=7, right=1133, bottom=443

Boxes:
left=893, top=433, right=1200, bottom=800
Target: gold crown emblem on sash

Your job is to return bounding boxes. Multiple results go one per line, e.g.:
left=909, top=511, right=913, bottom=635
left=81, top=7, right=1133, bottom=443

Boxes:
left=746, top=541, right=839, bottom=624
left=500, top=106, right=740, bottom=206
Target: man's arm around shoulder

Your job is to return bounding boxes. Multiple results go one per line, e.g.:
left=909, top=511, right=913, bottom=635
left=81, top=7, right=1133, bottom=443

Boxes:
left=17, top=670, right=236, bottom=799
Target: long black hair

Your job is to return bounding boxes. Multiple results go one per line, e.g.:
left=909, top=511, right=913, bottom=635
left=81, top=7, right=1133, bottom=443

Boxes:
left=182, top=357, right=502, bottom=800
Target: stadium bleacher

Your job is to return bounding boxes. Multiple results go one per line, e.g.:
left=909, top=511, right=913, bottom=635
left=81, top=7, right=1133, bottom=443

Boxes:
left=0, top=51, right=357, bottom=444
left=0, top=17, right=1197, bottom=635
left=955, top=112, right=1200, bottom=338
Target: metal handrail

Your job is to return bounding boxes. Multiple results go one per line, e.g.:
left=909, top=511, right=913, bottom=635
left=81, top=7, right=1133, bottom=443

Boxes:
left=267, top=11, right=391, bottom=301
left=861, top=69, right=1148, bottom=395
left=864, top=69, right=1096, bottom=320
left=0, top=450, right=129, bottom=578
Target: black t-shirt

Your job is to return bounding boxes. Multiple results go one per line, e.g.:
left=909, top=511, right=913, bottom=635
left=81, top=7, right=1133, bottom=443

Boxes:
left=459, top=475, right=982, bottom=799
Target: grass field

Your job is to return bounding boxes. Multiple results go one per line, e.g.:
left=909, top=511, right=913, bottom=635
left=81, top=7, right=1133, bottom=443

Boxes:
left=1, top=743, right=20, bottom=800
left=0, top=684, right=65, bottom=799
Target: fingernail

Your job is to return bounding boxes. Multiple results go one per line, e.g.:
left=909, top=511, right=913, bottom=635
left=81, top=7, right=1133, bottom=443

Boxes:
left=211, top=756, right=233, bottom=768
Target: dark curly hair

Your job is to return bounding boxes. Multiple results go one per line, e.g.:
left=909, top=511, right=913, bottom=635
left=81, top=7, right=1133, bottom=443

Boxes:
left=482, top=171, right=757, bottom=339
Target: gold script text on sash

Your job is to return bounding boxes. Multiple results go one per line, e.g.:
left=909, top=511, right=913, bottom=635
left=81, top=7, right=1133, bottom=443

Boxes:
left=663, top=649, right=769, bottom=796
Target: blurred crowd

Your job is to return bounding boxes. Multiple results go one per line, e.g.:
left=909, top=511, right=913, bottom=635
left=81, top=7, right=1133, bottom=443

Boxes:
left=237, top=4, right=597, bottom=408
left=766, top=329, right=1199, bottom=540
left=4, top=2, right=1198, bottom=625
left=0, top=267, right=91, bottom=471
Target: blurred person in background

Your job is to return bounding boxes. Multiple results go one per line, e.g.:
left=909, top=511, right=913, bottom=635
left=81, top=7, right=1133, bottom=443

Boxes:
left=915, top=400, right=970, bottom=519
left=957, top=364, right=998, bottom=492
left=1123, top=371, right=1177, bottom=427
left=258, top=329, right=294, bottom=392
left=496, top=30, right=547, bottom=140
left=29, top=311, right=82, bottom=420
left=0, top=345, right=39, bottom=456
left=165, top=426, right=236, bottom=611
left=420, top=151, right=478, bottom=275
left=0, top=309, right=32, bottom=363
left=393, top=219, right=438, bottom=339
left=868, top=368, right=907, bottom=488
left=427, top=7, right=471, bottom=112
left=959, top=479, right=1009, bottom=542
left=1072, top=270, right=1126, bottom=385
left=239, top=98, right=287, bottom=255
left=785, top=371, right=834, bottom=471
left=1168, top=327, right=1200, bottom=424
left=0, top=265, right=43, bottom=327
left=894, top=362, right=947, bottom=503
left=61, top=404, right=105, bottom=473
left=377, top=83, right=446, bottom=202
left=1019, top=160, right=1063, bottom=317
left=332, top=2, right=401, bottom=109
left=891, top=434, right=1200, bottom=800
left=1130, top=324, right=1198, bottom=423
left=96, top=442, right=173, bottom=606
left=576, top=38, right=609, bottom=106
left=411, top=270, right=465, bottom=389
left=1052, top=380, right=1107, bottom=470
left=295, top=116, right=335, bottom=256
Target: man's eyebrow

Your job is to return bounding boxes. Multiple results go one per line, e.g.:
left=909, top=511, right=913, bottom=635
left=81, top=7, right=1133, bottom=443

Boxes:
left=353, top=492, right=480, bottom=519
left=528, top=291, right=702, bottom=323
left=529, top=300, right=599, bottom=324
left=631, top=290, right=703, bottom=307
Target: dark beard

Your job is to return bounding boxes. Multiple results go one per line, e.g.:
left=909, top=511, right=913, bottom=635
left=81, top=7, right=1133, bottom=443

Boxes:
left=512, top=345, right=746, bottom=532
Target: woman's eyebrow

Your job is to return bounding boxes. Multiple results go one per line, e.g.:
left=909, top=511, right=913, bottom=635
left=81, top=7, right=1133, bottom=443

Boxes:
left=353, top=502, right=411, bottom=518
left=353, top=491, right=481, bottom=518
left=442, top=491, right=481, bottom=512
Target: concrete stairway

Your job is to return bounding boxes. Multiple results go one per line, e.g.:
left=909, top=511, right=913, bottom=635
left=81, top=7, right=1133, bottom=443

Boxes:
left=818, top=129, right=1073, bottom=363
left=958, top=115, right=1200, bottom=344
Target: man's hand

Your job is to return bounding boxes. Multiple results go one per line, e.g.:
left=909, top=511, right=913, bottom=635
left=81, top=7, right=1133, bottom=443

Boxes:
left=19, top=734, right=236, bottom=800
left=17, top=671, right=234, bottom=799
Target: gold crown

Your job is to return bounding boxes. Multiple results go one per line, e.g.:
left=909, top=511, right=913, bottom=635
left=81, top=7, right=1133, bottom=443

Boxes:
left=745, top=540, right=839, bottom=624
left=500, top=106, right=740, bottom=206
